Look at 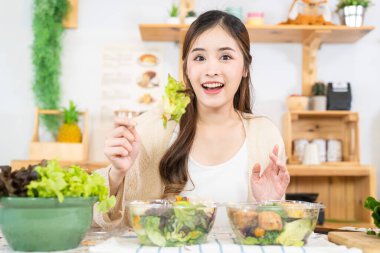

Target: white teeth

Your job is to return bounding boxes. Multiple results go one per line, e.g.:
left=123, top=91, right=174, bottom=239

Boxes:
left=202, top=83, right=224, bottom=88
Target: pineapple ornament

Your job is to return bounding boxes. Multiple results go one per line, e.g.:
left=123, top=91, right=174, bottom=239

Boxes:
left=57, top=101, right=82, bottom=143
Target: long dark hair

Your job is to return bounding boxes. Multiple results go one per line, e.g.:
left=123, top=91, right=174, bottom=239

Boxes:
left=159, top=10, right=253, bottom=198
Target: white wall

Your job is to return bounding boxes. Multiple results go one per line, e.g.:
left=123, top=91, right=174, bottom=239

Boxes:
left=1, top=0, right=379, bottom=195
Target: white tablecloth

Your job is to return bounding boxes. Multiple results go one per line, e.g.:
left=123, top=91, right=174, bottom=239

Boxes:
left=0, top=228, right=363, bottom=253
left=90, top=230, right=362, bottom=253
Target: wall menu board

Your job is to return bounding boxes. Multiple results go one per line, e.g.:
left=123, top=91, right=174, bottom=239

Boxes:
left=100, top=44, right=164, bottom=121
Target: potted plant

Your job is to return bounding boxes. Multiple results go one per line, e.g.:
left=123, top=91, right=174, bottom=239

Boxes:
left=185, top=10, right=197, bottom=24
left=336, top=0, right=372, bottom=27
left=167, top=2, right=180, bottom=24
left=0, top=160, right=115, bottom=251
left=32, top=0, right=69, bottom=136
left=311, top=81, right=327, bottom=111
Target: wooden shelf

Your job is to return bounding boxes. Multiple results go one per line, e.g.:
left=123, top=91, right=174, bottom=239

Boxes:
left=288, top=111, right=359, bottom=124
left=139, top=24, right=374, bottom=95
left=288, top=164, right=374, bottom=176
left=63, top=0, right=78, bottom=29
left=288, top=110, right=358, bottom=117
left=139, top=24, right=374, bottom=43
left=139, top=24, right=188, bottom=42
left=12, top=160, right=373, bottom=177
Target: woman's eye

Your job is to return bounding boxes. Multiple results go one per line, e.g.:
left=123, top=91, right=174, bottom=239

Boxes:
left=194, top=55, right=205, bottom=61
left=220, top=54, right=232, bottom=61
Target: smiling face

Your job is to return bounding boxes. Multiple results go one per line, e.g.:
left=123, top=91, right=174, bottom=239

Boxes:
left=185, top=25, right=247, bottom=111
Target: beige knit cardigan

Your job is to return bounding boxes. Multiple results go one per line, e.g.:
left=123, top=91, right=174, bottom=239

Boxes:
left=93, top=105, right=286, bottom=229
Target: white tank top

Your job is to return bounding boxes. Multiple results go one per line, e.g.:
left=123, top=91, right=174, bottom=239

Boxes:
left=181, top=139, right=249, bottom=229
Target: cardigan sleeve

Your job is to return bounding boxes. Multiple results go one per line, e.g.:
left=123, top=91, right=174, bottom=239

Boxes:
left=249, top=116, right=287, bottom=173
left=92, top=105, right=175, bottom=229
left=92, top=165, right=128, bottom=229
left=245, top=115, right=288, bottom=201
left=91, top=109, right=154, bottom=229
left=259, top=117, right=287, bottom=200
left=92, top=140, right=150, bottom=229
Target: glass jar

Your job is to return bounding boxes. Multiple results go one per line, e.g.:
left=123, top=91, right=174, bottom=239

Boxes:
left=246, top=12, right=264, bottom=26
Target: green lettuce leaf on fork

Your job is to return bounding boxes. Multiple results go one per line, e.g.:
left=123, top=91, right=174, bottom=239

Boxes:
left=162, top=74, right=190, bottom=128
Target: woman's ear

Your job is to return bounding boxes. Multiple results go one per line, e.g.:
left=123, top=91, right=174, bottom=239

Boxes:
left=243, top=70, right=248, bottom=78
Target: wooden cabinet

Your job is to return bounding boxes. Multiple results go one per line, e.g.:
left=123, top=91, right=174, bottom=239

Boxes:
left=288, top=164, right=376, bottom=223
left=283, top=111, right=375, bottom=223
left=283, top=111, right=360, bottom=165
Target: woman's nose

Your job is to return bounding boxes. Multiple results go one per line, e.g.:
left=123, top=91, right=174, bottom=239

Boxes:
left=205, top=59, right=221, bottom=76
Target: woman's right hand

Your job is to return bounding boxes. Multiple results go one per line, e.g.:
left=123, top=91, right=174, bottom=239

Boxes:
left=104, top=116, right=140, bottom=194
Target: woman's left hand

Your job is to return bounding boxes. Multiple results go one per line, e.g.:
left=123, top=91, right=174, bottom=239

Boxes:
left=251, top=145, right=290, bottom=202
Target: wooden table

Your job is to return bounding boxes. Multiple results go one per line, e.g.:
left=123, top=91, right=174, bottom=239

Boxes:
left=11, top=160, right=107, bottom=172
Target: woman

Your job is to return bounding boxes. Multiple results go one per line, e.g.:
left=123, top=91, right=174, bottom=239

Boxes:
left=94, top=10, right=290, bottom=229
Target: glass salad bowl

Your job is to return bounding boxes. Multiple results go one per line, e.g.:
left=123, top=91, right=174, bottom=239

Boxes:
left=227, top=201, right=324, bottom=246
left=127, top=198, right=217, bottom=246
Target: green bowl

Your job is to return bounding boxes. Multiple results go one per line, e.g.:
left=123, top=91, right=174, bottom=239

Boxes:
left=0, top=197, right=97, bottom=251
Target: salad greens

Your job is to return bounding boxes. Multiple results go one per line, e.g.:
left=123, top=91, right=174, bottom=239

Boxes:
left=162, top=74, right=190, bottom=128
left=0, top=163, right=39, bottom=197
left=229, top=202, right=319, bottom=246
left=276, top=219, right=313, bottom=246
left=241, top=231, right=281, bottom=245
left=26, top=160, right=115, bottom=213
left=130, top=199, right=216, bottom=246
left=364, top=196, right=380, bottom=237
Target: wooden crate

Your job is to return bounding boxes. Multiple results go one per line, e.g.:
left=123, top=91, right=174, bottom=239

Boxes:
left=29, top=108, right=88, bottom=162
left=283, top=111, right=360, bottom=165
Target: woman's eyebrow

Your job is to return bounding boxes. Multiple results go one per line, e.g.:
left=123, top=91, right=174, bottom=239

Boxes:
left=191, top=48, right=205, bottom=53
left=219, top=47, right=236, bottom=52
left=190, top=47, right=236, bottom=53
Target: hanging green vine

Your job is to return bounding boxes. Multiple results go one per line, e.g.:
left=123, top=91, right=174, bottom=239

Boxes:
left=32, top=0, right=69, bottom=136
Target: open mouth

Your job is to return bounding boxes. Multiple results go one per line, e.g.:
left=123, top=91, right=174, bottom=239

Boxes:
left=201, top=82, right=224, bottom=90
